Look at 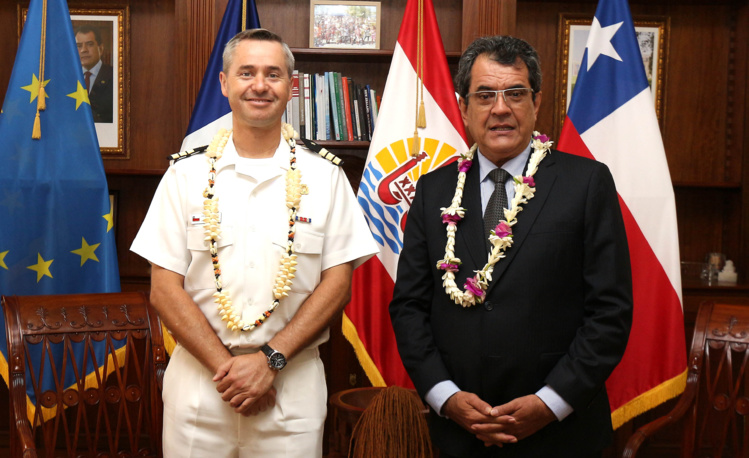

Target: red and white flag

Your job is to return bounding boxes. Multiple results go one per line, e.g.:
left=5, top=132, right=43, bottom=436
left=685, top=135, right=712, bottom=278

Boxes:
left=558, top=0, right=686, bottom=427
left=344, top=0, right=468, bottom=387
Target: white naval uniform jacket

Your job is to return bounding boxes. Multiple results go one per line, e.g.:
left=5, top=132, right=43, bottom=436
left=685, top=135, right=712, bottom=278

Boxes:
left=131, top=132, right=378, bottom=350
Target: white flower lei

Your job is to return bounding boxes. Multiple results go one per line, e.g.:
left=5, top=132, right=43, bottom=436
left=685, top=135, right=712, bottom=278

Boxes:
left=436, top=132, right=552, bottom=307
left=203, top=124, right=302, bottom=332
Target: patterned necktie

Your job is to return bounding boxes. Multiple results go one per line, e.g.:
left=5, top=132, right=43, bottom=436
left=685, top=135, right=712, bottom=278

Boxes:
left=484, top=168, right=511, bottom=246
left=84, top=71, right=92, bottom=92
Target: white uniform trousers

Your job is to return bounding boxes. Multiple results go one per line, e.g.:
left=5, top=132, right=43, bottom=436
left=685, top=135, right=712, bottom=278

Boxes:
left=162, top=344, right=327, bottom=457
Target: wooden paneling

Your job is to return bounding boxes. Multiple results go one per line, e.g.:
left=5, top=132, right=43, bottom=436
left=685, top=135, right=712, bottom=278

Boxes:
left=105, top=0, right=182, bottom=172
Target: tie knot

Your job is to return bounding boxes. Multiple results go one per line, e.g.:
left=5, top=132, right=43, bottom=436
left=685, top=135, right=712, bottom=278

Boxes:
left=489, top=168, right=511, bottom=185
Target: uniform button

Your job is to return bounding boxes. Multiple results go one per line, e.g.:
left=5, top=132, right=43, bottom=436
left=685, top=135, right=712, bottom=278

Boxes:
left=484, top=301, right=493, bottom=311
left=295, top=243, right=302, bottom=251
left=248, top=261, right=255, bottom=269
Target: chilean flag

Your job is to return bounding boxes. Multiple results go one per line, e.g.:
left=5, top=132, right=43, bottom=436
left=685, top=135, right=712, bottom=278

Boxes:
left=558, top=0, right=686, bottom=428
left=343, top=0, right=468, bottom=387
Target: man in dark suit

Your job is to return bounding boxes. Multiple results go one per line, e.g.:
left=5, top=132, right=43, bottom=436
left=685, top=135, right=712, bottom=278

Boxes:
left=389, top=36, right=633, bottom=457
left=75, top=25, right=113, bottom=123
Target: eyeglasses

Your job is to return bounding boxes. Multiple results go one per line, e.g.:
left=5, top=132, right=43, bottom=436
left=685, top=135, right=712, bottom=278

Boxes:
left=466, top=88, right=534, bottom=108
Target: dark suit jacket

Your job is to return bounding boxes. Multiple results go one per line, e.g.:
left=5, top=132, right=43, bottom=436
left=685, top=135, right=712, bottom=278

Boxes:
left=88, top=63, right=113, bottom=123
left=389, top=148, right=633, bottom=458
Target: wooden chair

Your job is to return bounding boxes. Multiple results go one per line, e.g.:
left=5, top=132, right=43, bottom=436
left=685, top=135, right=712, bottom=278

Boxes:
left=3, top=292, right=167, bottom=457
left=623, top=300, right=749, bottom=457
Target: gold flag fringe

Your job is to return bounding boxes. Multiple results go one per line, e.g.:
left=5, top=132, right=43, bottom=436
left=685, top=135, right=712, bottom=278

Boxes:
left=611, top=368, right=687, bottom=430
left=342, top=313, right=386, bottom=387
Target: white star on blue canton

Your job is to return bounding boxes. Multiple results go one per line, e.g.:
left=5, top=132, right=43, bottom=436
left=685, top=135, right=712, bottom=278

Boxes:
left=586, top=17, right=624, bottom=71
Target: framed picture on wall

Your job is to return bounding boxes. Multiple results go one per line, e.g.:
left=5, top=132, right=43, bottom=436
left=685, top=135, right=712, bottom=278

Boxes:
left=555, top=14, right=669, bottom=136
left=20, top=6, right=129, bottom=158
left=310, top=1, right=381, bottom=50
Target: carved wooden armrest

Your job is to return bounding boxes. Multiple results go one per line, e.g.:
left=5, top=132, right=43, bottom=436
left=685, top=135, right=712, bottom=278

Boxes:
left=10, top=372, right=38, bottom=458
left=622, top=357, right=700, bottom=457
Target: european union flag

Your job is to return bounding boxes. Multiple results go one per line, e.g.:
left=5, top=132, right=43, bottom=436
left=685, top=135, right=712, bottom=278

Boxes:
left=0, top=0, right=121, bottom=421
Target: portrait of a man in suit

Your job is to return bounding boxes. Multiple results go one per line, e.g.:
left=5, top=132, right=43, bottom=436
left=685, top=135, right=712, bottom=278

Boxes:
left=75, top=24, right=113, bottom=123
left=389, top=35, right=633, bottom=458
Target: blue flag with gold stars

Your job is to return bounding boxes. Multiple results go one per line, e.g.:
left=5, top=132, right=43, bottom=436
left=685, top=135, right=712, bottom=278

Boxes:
left=0, top=0, right=120, bottom=420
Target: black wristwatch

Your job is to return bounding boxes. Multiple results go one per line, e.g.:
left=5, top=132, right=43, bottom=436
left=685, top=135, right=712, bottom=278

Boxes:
left=261, top=344, right=287, bottom=371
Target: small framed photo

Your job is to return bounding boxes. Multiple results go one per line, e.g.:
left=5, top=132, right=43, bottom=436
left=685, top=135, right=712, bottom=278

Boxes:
left=19, top=6, right=130, bottom=158
left=555, top=14, right=669, bottom=136
left=310, top=1, right=381, bottom=50
left=71, top=8, right=129, bottom=158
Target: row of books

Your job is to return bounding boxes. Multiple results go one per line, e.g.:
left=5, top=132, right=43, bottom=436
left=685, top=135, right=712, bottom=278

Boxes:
left=282, top=70, right=379, bottom=142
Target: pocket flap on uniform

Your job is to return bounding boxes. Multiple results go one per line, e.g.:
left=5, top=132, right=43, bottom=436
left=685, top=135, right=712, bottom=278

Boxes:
left=272, top=229, right=324, bottom=255
left=187, top=226, right=234, bottom=251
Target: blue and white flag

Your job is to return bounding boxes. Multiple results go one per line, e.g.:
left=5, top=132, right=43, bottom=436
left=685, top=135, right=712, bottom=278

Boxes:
left=0, top=0, right=120, bottom=421
left=558, top=0, right=686, bottom=428
left=180, top=0, right=260, bottom=151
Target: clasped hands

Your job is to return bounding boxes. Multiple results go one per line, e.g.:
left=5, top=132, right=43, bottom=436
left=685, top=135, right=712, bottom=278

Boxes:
left=442, top=391, right=556, bottom=448
left=212, top=351, right=277, bottom=416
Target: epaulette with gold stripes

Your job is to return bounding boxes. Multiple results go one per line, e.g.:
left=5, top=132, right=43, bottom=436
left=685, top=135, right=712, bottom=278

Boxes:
left=300, top=138, right=344, bottom=166
left=167, top=145, right=208, bottom=163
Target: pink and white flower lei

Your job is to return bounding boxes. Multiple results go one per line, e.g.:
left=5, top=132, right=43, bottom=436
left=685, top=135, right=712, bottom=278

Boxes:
left=436, top=132, right=552, bottom=307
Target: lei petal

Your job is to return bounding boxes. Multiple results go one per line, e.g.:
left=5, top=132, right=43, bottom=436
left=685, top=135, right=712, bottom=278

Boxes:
left=438, top=136, right=552, bottom=307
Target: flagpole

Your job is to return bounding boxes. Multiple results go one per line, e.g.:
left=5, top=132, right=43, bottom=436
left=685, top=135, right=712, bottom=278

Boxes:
left=33, top=0, right=49, bottom=139
left=242, top=0, right=247, bottom=31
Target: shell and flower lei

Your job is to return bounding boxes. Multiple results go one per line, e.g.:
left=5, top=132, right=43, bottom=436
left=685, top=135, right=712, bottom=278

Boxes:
left=436, top=132, right=552, bottom=307
left=203, top=124, right=302, bottom=332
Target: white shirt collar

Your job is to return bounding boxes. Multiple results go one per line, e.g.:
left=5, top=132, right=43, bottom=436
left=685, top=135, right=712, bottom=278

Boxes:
left=82, top=59, right=103, bottom=78
left=477, top=140, right=533, bottom=181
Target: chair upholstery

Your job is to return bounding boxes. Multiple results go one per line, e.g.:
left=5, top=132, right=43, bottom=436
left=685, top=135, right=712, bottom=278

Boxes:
left=3, top=292, right=167, bottom=457
left=623, top=300, right=749, bottom=457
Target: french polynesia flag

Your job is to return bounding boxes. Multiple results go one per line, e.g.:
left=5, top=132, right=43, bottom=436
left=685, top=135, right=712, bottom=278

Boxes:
left=558, top=0, right=686, bottom=428
left=344, top=0, right=468, bottom=387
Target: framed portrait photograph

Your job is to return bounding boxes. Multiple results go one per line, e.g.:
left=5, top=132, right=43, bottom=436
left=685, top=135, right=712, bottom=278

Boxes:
left=71, top=8, right=129, bottom=158
left=555, top=14, right=669, bottom=135
left=20, top=6, right=129, bottom=158
left=310, top=1, right=381, bottom=50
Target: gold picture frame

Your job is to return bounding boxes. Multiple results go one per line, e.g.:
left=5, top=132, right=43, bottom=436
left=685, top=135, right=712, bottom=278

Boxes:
left=555, top=14, right=669, bottom=137
left=19, top=6, right=130, bottom=158
left=310, top=1, right=381, bottom=50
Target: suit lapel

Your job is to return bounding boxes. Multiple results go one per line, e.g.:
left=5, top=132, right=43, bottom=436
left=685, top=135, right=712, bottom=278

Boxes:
left=486, top=150, right=558, bottom=296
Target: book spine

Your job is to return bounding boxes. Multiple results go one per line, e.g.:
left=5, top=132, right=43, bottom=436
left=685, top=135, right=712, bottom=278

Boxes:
left=326, top=72, right=339, bottom=140
left=298, top=72, right=306, bottom=139
left=334, top=73, right=348, bottom=141
left=341, top=76, right=354, bottom=141
left=363, top=84, right=373, bottom=140
left=315, top=74, right=325, bottom=140
left=303, top=73, right=312, bottom=140
left=291, top=70, right=300, bottom=135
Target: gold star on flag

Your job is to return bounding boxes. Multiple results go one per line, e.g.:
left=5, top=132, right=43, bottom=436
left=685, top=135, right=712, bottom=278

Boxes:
left=21, top=74, right=50, bottom=103
left=103, top=207, right=114, bottom=232
left=28, top=253, right=53, bottom=282
left=71, top=237, right=100, bottom=266
left=0, top=251, right=8, bottom=270
left=67, top=81, right=90, bottom=110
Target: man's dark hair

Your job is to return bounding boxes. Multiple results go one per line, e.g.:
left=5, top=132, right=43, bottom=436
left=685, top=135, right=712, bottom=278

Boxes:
left=74, top=24, right=102, bottom=45
left=455, top=36, right=542, bottom=102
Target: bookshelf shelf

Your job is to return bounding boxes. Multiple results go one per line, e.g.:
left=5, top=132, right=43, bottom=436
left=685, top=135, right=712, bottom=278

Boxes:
left=291, top=47, right=462, bottom=63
